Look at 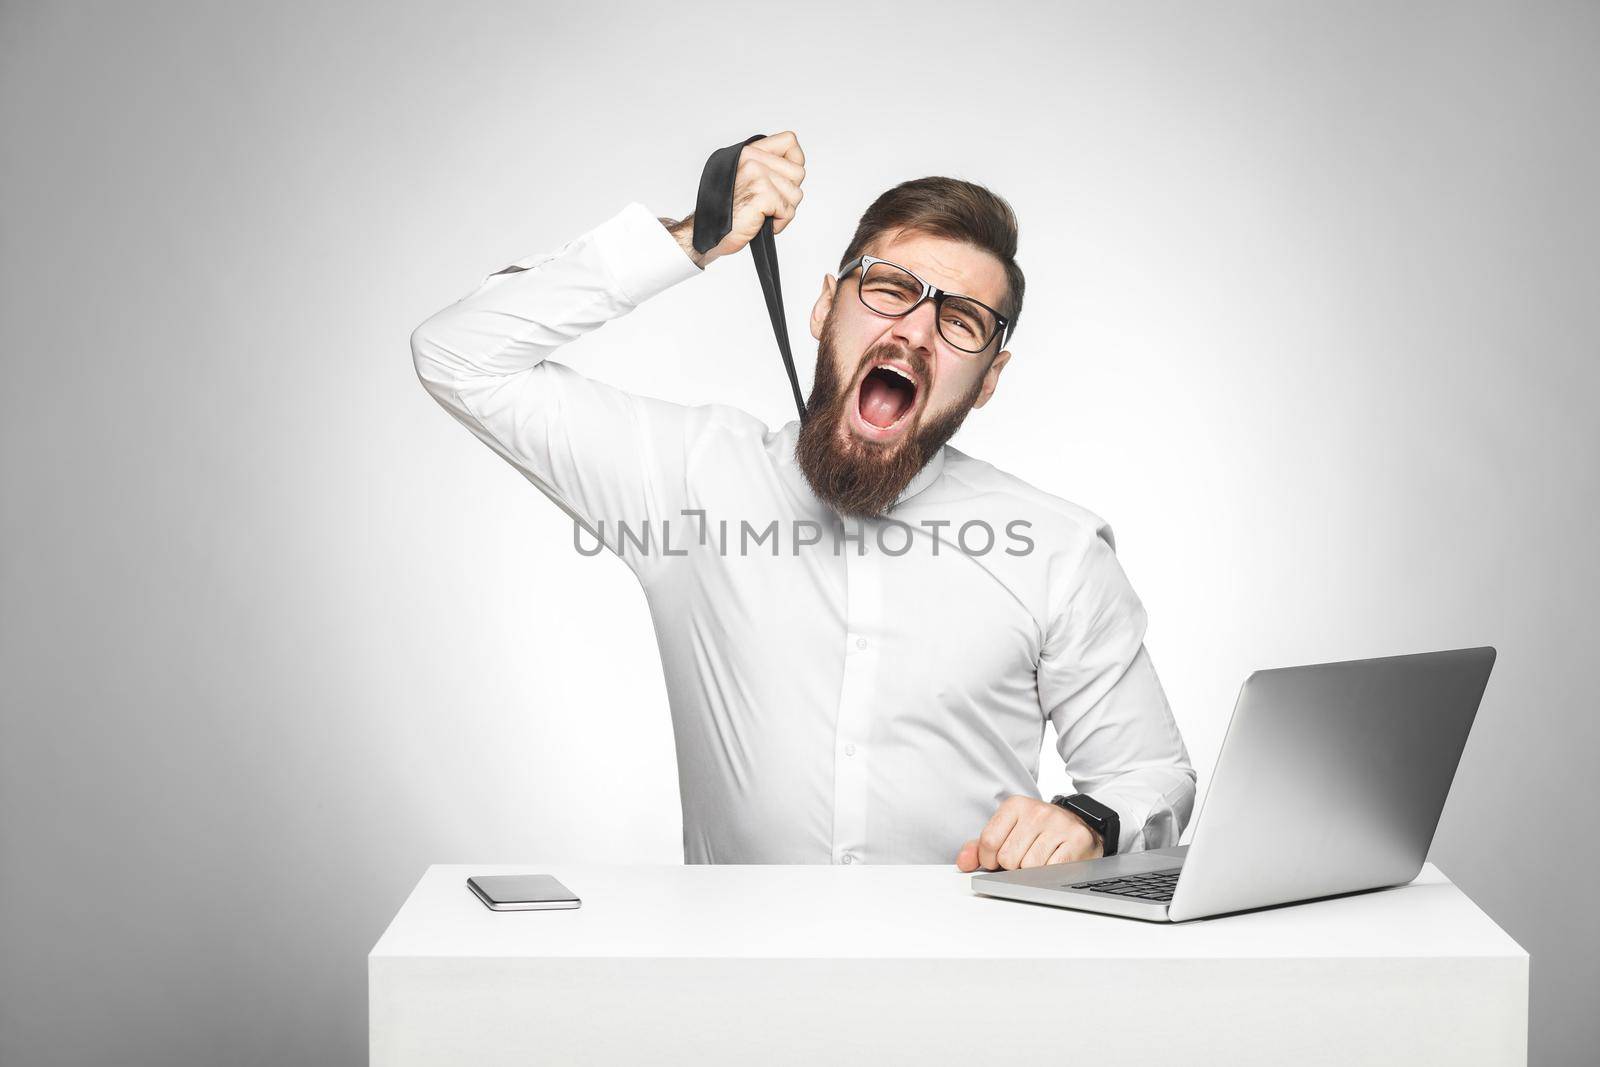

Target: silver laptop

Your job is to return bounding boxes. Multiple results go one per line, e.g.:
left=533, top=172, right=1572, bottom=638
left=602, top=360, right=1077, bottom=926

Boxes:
left=972, top=646, right=1496, bottom=922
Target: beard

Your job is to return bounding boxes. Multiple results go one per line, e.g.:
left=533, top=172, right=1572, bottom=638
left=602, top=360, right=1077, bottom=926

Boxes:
left=794, top=319, right=987, bottom=519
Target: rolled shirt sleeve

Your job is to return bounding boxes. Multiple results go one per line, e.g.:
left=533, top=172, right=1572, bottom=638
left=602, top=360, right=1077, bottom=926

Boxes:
left=1038, top=525, right=1197, bottom=855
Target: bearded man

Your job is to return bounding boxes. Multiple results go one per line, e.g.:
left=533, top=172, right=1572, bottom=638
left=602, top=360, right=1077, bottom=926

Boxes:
left=411, top=131, right=1195, bottom=872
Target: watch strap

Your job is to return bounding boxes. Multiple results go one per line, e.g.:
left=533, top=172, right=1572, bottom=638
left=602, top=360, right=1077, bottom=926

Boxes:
left=1051, top=793, right=1120, bottom=857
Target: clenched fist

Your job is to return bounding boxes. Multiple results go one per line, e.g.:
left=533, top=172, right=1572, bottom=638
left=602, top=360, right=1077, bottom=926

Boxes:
left=955, top=795, right=1104, bottom=873
left=667, top=130, right=807, bottom=269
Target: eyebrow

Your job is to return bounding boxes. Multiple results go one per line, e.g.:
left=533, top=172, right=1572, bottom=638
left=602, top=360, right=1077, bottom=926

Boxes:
left=894, top=260, right=1000, bottom=312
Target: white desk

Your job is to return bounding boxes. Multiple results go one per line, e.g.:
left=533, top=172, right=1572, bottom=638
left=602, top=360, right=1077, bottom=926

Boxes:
left=370, top=863, right=1526, bottom=1066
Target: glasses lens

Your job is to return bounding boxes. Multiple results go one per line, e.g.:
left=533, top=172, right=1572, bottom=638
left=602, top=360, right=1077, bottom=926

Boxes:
left=858, top=261, right=997, bottom=353
left=938, top=296, right=999, bottom=353
left=859, top=260, right=923, bottom=315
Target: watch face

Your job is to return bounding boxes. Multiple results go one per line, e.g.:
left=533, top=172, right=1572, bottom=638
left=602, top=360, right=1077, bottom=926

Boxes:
left=1067, top=794, right=1114, bottom=822
left=1058, top=794, right=1120, bottom=856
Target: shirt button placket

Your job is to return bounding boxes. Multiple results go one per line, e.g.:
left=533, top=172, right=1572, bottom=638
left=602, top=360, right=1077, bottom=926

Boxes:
left=832, top=515, right=879, bottom=865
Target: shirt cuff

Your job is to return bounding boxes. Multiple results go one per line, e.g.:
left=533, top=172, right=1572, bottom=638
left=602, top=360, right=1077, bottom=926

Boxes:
left=1099, top=786, right=1184, bottom=855
left=592, top=200, right=704, bottom=307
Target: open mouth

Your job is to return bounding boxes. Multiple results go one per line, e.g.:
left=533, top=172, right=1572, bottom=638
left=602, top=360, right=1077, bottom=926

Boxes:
left=856, top=362, right=920, bottom=433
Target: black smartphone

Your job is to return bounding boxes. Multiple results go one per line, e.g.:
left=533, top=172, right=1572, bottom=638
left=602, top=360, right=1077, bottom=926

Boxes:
left=466, top=874, right=582, bottom=911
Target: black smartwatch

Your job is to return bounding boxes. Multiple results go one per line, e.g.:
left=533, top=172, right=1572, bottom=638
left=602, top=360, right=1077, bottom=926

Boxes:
left=1050, top=793, right=1120, bottom=857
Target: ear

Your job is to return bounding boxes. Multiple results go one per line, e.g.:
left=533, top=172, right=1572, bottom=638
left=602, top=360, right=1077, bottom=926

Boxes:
left=810, top=274, right=838, bottom=341
left=971, top=348, right=1012, bottom=409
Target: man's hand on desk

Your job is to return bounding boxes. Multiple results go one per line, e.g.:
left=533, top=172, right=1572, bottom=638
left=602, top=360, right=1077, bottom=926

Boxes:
left=954, top=795, right=1104, bottom=872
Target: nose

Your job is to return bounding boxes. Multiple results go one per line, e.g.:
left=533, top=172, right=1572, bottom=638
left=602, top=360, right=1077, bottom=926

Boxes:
left=889, top=298, right=940, bottom=360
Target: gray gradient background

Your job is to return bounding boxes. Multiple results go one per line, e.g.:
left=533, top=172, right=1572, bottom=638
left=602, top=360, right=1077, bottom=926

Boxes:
left=2, top=2, right=1595, bottom=1064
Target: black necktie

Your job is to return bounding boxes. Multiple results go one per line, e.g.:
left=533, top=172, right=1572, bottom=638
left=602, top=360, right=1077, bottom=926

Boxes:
left=692, top=133, right=807, bottom=422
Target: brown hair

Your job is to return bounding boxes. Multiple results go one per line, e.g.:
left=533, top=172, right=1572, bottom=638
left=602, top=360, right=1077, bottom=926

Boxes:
left=837, top=176, right=1025, bottom=347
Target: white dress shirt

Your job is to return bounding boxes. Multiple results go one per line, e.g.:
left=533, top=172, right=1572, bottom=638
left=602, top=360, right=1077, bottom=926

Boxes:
left=411, top=200, right=1196, bottom=864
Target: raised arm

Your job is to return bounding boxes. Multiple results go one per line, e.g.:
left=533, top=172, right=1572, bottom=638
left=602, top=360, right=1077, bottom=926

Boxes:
left=410, top=200, right=706, bottom=575
left=411, top=135, right=806, bottom=579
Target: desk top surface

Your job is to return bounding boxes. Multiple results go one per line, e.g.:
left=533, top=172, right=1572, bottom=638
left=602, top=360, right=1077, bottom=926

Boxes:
left=370, top=862, right=1523, bottom=961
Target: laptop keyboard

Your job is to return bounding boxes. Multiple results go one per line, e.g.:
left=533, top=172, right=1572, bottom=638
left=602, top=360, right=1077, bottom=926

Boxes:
left=1069, top=867, right=1182, bottom=902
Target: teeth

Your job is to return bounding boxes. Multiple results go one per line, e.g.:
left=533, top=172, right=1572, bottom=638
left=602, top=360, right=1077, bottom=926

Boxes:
left=876, top=364, right=915, bottom=386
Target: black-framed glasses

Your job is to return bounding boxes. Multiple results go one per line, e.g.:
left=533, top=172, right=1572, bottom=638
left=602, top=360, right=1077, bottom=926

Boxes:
left=837, top=254, right=1011, bottom=355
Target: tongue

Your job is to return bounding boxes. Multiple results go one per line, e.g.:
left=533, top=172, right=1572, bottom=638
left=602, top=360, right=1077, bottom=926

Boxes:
left=860, top=376, right=908, bottom=428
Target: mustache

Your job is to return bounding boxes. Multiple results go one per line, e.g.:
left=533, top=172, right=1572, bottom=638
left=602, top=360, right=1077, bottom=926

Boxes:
left=853, top=341, right=928, bottom=383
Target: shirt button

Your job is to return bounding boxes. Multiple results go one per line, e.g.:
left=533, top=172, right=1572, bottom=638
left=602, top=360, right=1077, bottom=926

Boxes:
left=841, top=853, right=854, bottom=864
left=844, top=743, right=856, bottom=756
left=855, top=637, right=868, bottom=650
